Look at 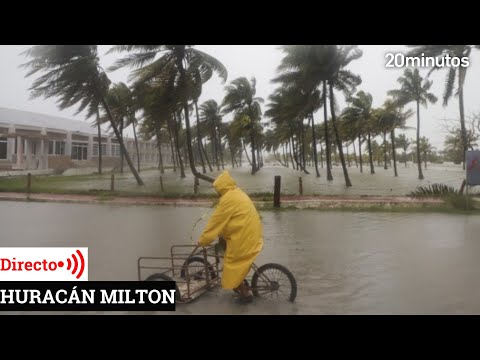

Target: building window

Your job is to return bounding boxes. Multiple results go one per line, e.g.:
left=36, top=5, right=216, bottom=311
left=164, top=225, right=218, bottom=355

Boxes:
left=71, top=142, right=88, bottom=160
left=48, top=140, right=66, bottom=155
left=56, top=141, right=65, bottom=155
left=0, top=138, right=7, bottom=160
left=92, top=143, right=107, bottom=156
left=111, top=144, right=121, bottom=157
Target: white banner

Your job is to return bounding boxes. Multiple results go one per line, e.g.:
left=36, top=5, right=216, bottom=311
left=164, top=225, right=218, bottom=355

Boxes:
left=0, top=248, right=88, bottom=281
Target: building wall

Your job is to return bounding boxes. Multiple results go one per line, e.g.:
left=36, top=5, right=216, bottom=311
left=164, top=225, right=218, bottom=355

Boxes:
left=0, top=123, right=174, bottom=172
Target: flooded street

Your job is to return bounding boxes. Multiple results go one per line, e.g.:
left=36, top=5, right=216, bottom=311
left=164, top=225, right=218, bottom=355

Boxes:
left=1, top=201, right=480, bottom=314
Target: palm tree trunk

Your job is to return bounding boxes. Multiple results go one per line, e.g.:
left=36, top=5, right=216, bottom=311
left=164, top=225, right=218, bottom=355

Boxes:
left=391, top=130, right=398, bottom=177
left=353, top=139, right=358, bottom=168
left=120, top=119, right=124, bottom=173
left=219, top=137, right=225, bottom=170
left=154, top=125, right=164, bottom=174
left=320, top=144, right=324, bottom=168
left=358, top=135, right=363, bottom=173
left=383, top=131, right=388, bottom=170
left=101, top=100, right=144, bottom=186
left=166, top=117, right=177, bottom=172
left=300, top=121, right=309, bottom=174
left=289, top=138, right=296, bottom=170
left=181, top=101, right=214, bottom=182
left=416, top=101, right=424, bottom=180
left=217, top=125, right=225, bottom=170
left=194, top=101, right=206, bottom=174
left=202, top=138, right=213, bottom=172
left=132, top=117, right=141, bottom=172
left=175, top=56, right=214, bottom=183
left=346, top=144, right=351, bottom=167
left=242, top=139, right=252, bottom=166
left=459, top=67, right=468, bottom=171
left=292, top=137, right=302, bottom=171
left=283, top=144, right=288, bottom=168
left=213, top=123, right=220, bottom=171
left=310, top=113, right=320, bottom=177
left=367, top=132, right=374, bottom=174
left=323, top=81, right=333, bottom=181
left=96, top=110, right=102, bottom=175
left=183, top=145, right=189, bottom=168
left=172, top=112, right=186, bottom=178
left=329, top=83, right=351, bottom=187
left=229, top=144, right=235, bottom=168
left=250, top=132, right=257, bottom=175
left=424, top=151, right=427, bottom=169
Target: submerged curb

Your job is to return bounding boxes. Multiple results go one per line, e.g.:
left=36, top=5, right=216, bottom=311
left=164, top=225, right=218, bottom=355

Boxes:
left=0, top=192, right=450, bottom=210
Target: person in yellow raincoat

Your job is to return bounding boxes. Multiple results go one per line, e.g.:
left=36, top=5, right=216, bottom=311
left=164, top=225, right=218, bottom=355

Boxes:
left=198, top=170, right=263, bottom=302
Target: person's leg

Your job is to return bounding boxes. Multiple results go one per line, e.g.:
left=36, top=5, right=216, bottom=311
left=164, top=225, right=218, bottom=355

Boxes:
left=234, top=280, right=252, bottom=299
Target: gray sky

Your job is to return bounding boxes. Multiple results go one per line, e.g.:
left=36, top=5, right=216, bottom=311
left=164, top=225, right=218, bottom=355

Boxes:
left=1, top=45, right=479, bottom=149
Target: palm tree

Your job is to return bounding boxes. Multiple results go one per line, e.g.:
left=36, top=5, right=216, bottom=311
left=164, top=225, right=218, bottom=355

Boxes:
left=419, top=137, right=434, bottom=169
left=136, top=81, right=186, bottom=177
left=342, top=91, right=376, bottom=175
left=222, top=77, right=263, bottom=175
left=200, top=100, right=223, bottom=171
left=396, top=133, right=411, bottom=167
left=407, top=45, right=480, bottom=169
left=378, top=99, right=413, bottom=176
left=104, top=83, right=142, bottom=173
left=326, top=45, right=363, bottom=187
left=21, top=45, right=144, bottom=185
left=388, top=68, right=437, bottom=180
left=108, top=45, right=227, bottom=183
left=274, top=45, right=337, bottom=179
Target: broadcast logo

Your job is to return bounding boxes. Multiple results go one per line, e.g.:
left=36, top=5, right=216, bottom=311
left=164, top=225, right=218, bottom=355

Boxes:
left=0, top=248, right=88, bottom=281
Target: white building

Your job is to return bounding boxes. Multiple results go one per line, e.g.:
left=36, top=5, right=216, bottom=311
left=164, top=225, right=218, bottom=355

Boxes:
left=0, top=107, right=171, bottom=172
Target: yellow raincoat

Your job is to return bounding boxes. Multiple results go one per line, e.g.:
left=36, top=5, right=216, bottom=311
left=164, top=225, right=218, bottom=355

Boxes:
left=198, top=171, right=264, bottom=289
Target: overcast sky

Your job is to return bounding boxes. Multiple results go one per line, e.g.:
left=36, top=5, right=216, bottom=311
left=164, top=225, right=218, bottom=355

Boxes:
left=1, top=45, right=479, bottom=149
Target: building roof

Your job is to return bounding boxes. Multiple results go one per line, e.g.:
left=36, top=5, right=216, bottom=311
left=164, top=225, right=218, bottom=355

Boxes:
left=0, top=107, right=108, bottom=136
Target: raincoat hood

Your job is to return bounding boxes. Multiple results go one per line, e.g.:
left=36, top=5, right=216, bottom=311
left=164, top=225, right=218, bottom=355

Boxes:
left=213, top=171, right=237, bottom=196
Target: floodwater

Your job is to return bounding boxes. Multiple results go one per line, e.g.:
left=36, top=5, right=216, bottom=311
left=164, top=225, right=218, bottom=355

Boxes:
left=58, top=162, right=477, bottom=196
left=1, top=201, right=480, bottom=314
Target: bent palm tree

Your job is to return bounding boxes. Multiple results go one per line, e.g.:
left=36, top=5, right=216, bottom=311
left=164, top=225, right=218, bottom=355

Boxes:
left=21, top=45, right=144, bottom=185
left=222, top=77, right=263, bottom=175
left=108, top=45, right=227, bottom=183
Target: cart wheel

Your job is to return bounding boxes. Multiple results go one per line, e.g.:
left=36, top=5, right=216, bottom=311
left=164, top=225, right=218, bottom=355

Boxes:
left=251, top=263, right=297, bottom=302
left=145, top=273, right=180, bottom=301
left=180, top=256, right=217, bottom=281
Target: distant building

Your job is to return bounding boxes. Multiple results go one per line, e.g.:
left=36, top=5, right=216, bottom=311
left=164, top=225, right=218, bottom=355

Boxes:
left=0, top=107, right=171, bottom=172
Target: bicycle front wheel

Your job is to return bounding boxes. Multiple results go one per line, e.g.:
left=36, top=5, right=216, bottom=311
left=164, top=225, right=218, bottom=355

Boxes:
left=251, top=263, right=297, bottom=302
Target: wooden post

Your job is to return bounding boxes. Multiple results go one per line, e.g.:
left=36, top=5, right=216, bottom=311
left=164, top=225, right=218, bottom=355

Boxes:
left=160, top=176, right=164, bottom=193
left=111, top=173, right=115, bottom=191
left=299, top=177, right=303, bottom=195
left=274, top=176, right=281, bottom=208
